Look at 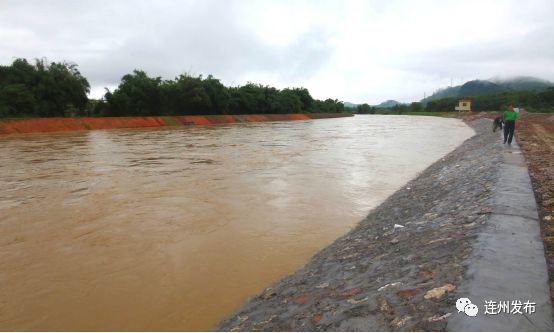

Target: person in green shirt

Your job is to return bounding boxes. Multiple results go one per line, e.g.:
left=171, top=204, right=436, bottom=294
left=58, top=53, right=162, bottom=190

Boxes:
left=503, top=104, right=519, bottom=145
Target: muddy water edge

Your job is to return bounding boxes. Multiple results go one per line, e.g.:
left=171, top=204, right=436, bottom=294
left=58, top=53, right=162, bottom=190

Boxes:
left=0, top=115, right=474, bottom=330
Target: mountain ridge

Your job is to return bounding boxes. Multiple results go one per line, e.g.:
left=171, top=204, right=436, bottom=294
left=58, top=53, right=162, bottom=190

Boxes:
left=344, top=99, right=404, bottom=109
left=421, top=76, right=553, bottom=104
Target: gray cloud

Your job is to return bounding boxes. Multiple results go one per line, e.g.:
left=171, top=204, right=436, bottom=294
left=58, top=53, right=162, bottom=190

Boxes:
left=1, top=0, right=553, bottom=103
left=0, top=0, right=334, bottom=92
left=399, top=22, right=554, bottom=78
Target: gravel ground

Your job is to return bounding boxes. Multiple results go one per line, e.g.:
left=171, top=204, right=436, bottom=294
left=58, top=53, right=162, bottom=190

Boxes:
left=216, top=119, right=502, bottom=331
left=516, top=113, right=554, bottom=303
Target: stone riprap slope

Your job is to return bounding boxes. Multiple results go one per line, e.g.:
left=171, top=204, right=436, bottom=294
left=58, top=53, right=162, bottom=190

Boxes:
left=216, top=119, right=502, bottom=331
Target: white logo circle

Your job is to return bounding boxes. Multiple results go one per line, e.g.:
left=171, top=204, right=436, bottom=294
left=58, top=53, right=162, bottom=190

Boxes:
left=456, top=297, right=479, bottom=317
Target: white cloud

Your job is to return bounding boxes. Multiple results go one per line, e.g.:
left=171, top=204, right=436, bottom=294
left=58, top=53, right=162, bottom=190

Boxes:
left=1, top=0, right=553, bottom=104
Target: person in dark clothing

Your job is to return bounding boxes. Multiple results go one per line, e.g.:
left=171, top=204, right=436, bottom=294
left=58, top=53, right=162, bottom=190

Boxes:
left=503, top=105, right=519, bottom=145
left=493, top=116, right=504, bottom=132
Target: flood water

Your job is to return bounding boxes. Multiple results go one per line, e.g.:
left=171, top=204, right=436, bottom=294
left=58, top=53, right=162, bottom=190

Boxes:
left=0, top=115, right=474, bottom=330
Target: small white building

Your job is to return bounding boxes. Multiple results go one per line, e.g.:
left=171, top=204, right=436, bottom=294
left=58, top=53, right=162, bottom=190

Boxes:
left=454, top=99, right=471, bottom=112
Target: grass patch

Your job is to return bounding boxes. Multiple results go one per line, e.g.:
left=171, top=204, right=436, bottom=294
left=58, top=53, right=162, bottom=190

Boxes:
left=402, top=111, right=458, bottom=117
left=233, top=115, right=245, bottom=123
left=161, top=116, right=181, bottom=126
left=372, top=111, right=458, bottom=117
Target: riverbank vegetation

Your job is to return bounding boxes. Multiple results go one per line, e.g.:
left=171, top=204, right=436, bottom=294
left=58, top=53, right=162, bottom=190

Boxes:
left=4, top=58, right=552, bottom=118
left=0, top=58, right=345, bottom=118
left=350, top=88, right=554, bottom=115
left=0, top=58, right=90, bottom=118
left=346, top=102, right=425, bottom=115
left=99, top=70, right=344, bottom=116
left=425, top=88, right=554, bottom=113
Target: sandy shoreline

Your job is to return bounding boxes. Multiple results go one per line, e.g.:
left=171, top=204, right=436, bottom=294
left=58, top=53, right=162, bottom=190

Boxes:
left=215, top=119, right=511, bottom=331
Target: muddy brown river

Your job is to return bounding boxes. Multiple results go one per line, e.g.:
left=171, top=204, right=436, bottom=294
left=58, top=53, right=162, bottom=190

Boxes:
left=0, top=115, right=474, bottom=330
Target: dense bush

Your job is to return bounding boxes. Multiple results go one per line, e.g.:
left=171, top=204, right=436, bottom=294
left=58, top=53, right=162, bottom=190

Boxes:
left=97, top=72, right=344, bottom=116
left=0, top=58, right=90, bottom=117
left=0, top=58, right=346, bottom=117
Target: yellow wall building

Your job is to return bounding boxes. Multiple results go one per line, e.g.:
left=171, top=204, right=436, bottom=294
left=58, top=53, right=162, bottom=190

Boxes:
left=454, top=99, right=472, bottom=112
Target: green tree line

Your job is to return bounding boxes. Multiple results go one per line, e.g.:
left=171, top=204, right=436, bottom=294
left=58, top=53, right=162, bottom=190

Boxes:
left=98, top=70, right=345, bottom=116
left=0, top=58, right=90, bottom=117
left=0, top=58, right=345, bottom=118
left=425, top=88, right=554, bottom=113
left=346, top=102, right=423, bottom=114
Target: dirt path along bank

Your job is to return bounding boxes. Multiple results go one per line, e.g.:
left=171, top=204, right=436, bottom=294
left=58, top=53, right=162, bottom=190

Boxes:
left=516, top=113, right=554, bottom=303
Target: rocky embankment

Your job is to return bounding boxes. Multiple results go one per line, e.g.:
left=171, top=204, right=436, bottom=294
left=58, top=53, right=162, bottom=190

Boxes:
left=216, top=119, right=502, bottom=331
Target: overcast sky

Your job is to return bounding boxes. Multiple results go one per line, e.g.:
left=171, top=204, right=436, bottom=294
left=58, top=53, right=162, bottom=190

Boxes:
left=1, top=0, right=554, bottom=104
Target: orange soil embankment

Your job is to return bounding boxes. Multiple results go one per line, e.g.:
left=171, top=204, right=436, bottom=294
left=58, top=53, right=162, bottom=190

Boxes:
left=0, top=113, right=352, bottom=135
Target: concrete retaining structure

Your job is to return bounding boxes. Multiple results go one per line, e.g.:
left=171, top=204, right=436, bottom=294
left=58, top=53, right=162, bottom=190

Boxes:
left=0, top=113, right=351, bottom=135
left=446, top=140, right=553, bottom=331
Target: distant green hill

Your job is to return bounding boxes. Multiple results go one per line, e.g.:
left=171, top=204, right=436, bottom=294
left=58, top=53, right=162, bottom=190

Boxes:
left=345, top=100, right=404, bottom=109
left=491, top=76, right=553, bottom=91
left=421, top=76, right=553, bottom=105
left=374, top=99, right=403, bottom=108
left=459, top=80, right=504, bottom=96
left=423, top=86, right=460, bottom=102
